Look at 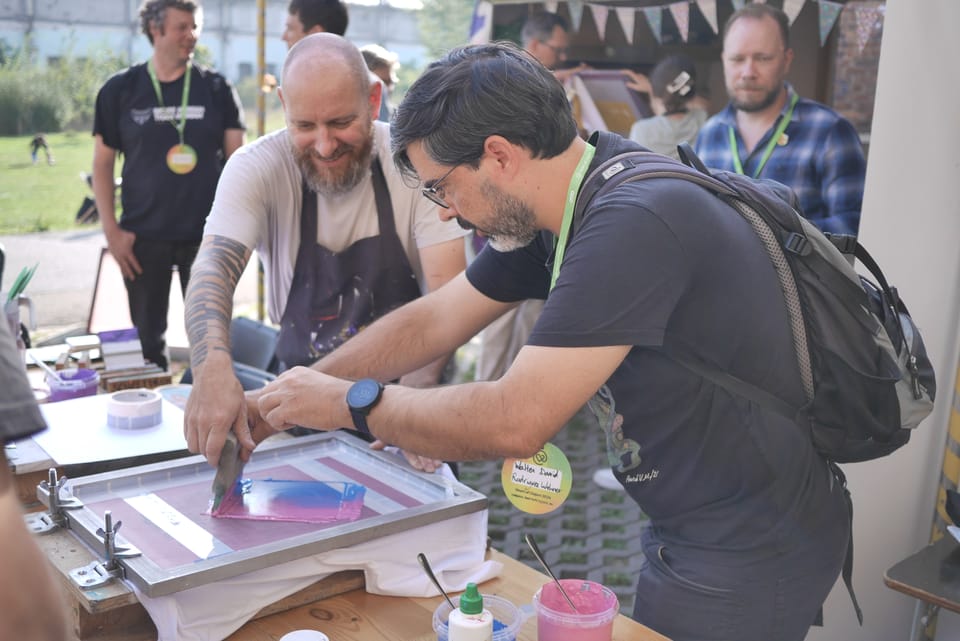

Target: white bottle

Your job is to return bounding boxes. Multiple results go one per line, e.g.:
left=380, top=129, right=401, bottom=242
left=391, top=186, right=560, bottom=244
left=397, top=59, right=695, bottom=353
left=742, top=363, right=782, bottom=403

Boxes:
left=448, top=582, right=493, bottom=641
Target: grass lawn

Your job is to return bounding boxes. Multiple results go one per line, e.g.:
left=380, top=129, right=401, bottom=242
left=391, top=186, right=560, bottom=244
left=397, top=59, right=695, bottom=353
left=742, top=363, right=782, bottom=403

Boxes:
left=0, top=106, right=285, bottom=234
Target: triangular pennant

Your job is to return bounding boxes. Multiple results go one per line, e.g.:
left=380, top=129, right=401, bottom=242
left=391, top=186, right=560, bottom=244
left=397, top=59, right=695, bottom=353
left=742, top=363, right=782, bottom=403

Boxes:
left=668, top=2, right=690, bottom=43
left=567, top=0, right=585, bottom=32
left=854, top=6, right=880, bottom=54
left=468, top=0, right=493, bottom=44
left=614, top=7, right=637, bottom=45
left=544, top=1, right=558, bottom=13
left=589, top=4, right=610, bottom=41
left=695, top=0, right=718, bottom=35
left=642, top=6, right=663, bottom=44
left=730, top=0, right=746, bottom=11
left=782, top=0, right=805, bottom=24
left=818, top=0, right=843, bottom=46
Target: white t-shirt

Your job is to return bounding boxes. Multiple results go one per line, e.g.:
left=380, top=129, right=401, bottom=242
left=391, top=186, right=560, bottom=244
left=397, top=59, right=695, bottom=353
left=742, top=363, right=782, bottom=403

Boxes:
left=204, top=121, right=468, bottom=322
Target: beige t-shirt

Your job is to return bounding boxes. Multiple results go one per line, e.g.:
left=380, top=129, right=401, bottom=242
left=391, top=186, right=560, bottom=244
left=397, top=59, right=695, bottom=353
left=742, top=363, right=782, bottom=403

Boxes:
left=204, top=121, right=467, bottom=322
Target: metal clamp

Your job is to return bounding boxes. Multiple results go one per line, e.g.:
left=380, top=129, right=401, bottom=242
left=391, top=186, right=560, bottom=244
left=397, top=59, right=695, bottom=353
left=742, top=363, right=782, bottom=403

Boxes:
left=69, top=510, right=141, bottom=590
left=24, top=468, right=83, bottom=534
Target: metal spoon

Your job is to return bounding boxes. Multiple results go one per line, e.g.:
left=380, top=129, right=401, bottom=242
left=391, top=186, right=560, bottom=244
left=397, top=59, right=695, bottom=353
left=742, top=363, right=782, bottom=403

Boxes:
left=524, top=533, right=578, bottom=613
left=417, top=552, right=456, bottom=611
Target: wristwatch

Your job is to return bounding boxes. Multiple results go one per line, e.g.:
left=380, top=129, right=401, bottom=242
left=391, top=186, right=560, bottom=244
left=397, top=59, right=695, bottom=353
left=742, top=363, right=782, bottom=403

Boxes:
left=346, top=378, right=385, bottom=436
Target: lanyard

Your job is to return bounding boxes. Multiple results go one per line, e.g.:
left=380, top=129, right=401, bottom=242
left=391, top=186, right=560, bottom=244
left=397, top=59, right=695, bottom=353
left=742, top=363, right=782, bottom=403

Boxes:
left=550, top=143, right=596, bottom=292
left=728, top=91, right=798, bottom=179
left=147, top=60, right=192, bottom=144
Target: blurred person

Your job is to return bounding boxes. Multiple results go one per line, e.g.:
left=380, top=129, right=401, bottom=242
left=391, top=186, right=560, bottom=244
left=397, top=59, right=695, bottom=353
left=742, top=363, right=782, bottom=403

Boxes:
left=183, top=34, right=466, bottom=471
left=361, top=43, right=400, bottom=122
left=694, top=3, right=865, bottom=236
left=282, top=0, right=348, bottom=48
left=520, top=10, right=588, bottom=83
left=92, top=0, right=245, bottom=370
left=0, top=319, right=69, bottom=641
left=29, top=133, right=54, bottom=165
left=627, top=54, right=708, bottom=160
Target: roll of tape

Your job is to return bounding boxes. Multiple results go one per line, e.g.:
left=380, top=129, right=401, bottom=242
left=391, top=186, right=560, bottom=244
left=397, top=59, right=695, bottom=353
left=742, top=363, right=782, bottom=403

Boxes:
left=107, top=388, right=163, bottom=430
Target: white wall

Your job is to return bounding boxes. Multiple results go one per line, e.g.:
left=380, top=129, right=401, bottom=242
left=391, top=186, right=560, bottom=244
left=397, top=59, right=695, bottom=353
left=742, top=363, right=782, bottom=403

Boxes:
left=805, top=0, right=960, bottom=639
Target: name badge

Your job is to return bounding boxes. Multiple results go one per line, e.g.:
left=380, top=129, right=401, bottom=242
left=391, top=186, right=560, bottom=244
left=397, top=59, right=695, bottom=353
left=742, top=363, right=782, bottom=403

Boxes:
left=166, top=143, right=197, bottom=174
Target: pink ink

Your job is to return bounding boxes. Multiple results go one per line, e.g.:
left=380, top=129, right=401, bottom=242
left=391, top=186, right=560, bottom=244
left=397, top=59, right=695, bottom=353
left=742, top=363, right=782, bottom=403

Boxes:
left=533, top=579, right=618, bottom=641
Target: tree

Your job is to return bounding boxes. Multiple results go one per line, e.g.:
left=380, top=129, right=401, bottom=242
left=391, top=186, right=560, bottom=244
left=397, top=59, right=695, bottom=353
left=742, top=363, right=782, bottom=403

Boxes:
left=417, top=0, right=476, bottom=62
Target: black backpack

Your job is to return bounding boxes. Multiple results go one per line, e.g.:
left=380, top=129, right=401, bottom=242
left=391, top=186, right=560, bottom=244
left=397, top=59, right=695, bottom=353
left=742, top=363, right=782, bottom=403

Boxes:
left=574, top=136, right=937, bottom=623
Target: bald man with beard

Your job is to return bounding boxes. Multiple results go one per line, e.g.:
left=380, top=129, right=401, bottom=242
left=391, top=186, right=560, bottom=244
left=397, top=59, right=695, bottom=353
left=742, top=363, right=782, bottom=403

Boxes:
left=183, top=34, right=467, bottom=469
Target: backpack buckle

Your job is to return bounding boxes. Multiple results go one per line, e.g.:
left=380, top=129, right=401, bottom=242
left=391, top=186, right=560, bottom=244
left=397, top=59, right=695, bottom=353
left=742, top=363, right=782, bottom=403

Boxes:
left=784, top=232, right=810, bottom=255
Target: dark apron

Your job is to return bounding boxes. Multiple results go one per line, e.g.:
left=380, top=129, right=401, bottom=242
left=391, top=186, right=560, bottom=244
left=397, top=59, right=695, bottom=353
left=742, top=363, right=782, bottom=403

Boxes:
left=275, top=158, right=421, bottom=369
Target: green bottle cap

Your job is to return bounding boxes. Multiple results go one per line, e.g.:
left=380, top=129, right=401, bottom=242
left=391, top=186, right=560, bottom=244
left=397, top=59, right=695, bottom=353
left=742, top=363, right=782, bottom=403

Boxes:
left=459, top=582, right=484, bottom=615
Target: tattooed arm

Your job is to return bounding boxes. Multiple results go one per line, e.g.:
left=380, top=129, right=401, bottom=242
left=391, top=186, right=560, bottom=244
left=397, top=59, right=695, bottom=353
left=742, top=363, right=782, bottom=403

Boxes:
left=183, top=235, right=254, bottom=463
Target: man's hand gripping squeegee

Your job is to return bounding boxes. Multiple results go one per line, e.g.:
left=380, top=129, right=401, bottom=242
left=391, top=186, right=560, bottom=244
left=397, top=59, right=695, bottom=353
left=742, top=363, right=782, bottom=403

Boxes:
left=211, top=431, right=245, bottom=512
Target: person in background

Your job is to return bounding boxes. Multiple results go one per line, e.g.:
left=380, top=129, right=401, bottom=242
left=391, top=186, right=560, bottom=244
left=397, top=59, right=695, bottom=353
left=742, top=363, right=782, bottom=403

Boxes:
left=0, top=319, right=68, bottom=641
left=694, top=3, right=865, bottom=236
left=183, top=34, right=466, bottom=471
left=189, top=41, right=849, bottom=641
left=282, top=0, right=348, bottom=48
left=628, top=54, right=708, bottom=160
left=92, top=0, right=246, bottom=371
left=520, top=10, right=588, bottom=84
left=30, top=133, right=54, bottom=165
left=361, top=44, right=400, bottom=122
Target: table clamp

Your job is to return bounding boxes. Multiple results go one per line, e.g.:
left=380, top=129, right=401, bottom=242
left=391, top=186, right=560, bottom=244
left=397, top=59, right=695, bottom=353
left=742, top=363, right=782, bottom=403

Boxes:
left=69, top=509, right=142, bottom=590
left=25, top=468, right=84, bottom=534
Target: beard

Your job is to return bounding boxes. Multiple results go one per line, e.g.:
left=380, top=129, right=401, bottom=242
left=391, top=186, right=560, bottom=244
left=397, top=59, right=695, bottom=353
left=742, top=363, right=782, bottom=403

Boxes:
left=476, top=180, right=538, bottom=252
left=730, top=84, right=782, bottom=113
left=290, top=125, right=374, bottom=196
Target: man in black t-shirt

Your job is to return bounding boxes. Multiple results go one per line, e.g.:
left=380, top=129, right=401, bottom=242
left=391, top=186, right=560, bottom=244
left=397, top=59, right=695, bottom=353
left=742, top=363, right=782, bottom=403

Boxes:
left=0, top=321, right=67, bottom=641
left=92, top=0, right=245, bottom=370
left=189, top=42, right=850, bottom=641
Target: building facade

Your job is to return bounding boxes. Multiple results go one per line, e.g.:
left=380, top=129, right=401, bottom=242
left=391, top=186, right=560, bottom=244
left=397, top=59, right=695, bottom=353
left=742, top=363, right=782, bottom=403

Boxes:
left=0, top=0, right=426, bottom=83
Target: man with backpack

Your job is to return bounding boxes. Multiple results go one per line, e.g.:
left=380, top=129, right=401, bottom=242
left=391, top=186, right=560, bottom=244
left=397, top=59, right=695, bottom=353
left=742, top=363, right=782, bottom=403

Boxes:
left=187, top=42, right=854, bottom=641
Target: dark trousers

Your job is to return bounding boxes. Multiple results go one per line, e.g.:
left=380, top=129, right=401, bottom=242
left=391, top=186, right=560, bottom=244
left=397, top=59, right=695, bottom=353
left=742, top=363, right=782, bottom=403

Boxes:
left=124, top=238, right=199, bottom=371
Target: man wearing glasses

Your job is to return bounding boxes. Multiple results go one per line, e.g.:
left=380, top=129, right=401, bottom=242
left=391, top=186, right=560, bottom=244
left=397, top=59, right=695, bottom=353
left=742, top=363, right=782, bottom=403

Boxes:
left=521, top=11, right=588, bottom=83
left=183, top=34, right=466, bottom=467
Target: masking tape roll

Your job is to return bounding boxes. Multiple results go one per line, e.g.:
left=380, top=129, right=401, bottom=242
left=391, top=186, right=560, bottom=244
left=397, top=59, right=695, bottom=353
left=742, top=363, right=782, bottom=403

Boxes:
left=107, top=388, right=163, bottom=430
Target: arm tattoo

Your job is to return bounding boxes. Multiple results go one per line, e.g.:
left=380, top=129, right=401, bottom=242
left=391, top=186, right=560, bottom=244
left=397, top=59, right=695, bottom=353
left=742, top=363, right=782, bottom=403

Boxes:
left=185, top=235, right=251, bottom=368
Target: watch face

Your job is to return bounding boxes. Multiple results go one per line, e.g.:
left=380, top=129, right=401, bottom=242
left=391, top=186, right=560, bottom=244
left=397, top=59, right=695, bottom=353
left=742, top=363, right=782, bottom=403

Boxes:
left=348, top=379, right=382, bottom=410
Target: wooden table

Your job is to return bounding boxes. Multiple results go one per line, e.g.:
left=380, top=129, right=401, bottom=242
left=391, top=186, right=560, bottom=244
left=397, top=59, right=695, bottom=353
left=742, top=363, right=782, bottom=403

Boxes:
left=227, top=550, right=668, bottom=641
left=883, top=536, right=960, bottom=641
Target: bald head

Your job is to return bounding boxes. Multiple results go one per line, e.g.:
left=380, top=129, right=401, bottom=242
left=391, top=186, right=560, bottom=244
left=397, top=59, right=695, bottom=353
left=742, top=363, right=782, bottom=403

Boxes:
left=282, top=32, right=370, bottom=97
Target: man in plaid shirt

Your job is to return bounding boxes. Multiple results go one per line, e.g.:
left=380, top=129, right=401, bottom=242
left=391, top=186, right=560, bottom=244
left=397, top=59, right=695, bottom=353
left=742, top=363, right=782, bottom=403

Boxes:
left=694, top=4, right=865, bottom=237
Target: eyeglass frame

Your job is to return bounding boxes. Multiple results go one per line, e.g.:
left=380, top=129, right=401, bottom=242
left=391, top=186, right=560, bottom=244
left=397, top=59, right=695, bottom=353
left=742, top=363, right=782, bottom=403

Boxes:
left=421, top=164, right=459, bottom=209
left=539, top=41, right=568, bottom=57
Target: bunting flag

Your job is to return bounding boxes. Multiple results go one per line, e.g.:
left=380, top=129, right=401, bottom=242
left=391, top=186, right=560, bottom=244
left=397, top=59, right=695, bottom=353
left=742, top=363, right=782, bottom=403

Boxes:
left=730, top=0, right=746, bottom=11
left=642, top=6, right=663, bottom=44
left=589, top=3, right=610, bottom=40
left=544, top=0, right=558, bottom=13
left=783, top=0, right=806, bottom=25
left=567, top=0, right=585, bottom=32
left=696, top=0, right=718, bottom=35
left=818, top=0, right=843, bottom=46
left=468, top=0, right=492, bottom=44
left=669, top=1, right=690, bottom=43
left=854, top=5, right=883, bottom=54
left=614, top=6, right=637, bottom=45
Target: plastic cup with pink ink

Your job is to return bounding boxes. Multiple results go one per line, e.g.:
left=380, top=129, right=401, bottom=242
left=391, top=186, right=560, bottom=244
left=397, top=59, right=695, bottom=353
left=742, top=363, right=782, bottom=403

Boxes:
left=532, top=579, right=619, bottom=641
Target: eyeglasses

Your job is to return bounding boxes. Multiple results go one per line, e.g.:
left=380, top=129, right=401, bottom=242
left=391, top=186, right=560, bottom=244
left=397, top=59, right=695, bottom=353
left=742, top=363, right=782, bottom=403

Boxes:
left=541, top=41, right=568, bottom=57
left=421, top=164, right=458, bottom=209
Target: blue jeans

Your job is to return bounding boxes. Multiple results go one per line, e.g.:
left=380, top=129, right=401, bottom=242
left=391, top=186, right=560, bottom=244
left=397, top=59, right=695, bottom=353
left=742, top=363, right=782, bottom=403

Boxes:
left=124, top=238, right=198, bottom=371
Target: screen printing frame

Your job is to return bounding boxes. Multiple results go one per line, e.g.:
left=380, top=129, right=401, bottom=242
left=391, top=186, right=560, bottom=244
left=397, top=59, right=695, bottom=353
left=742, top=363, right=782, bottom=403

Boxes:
left=52, top=431, right=487, bottom=597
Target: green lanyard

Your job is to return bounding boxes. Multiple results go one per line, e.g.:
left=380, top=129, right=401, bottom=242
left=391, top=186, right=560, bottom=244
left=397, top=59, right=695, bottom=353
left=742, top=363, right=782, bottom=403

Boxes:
left=550, top=143, right=597, bottom=292
left=728, top=91, right=798, bottom=179
left=147, top=60, right=192, bottom=145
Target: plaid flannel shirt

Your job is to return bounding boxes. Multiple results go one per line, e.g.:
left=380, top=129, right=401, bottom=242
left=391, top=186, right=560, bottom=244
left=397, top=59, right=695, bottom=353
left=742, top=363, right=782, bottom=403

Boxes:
left=694, top=85, right=866, bottom=237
